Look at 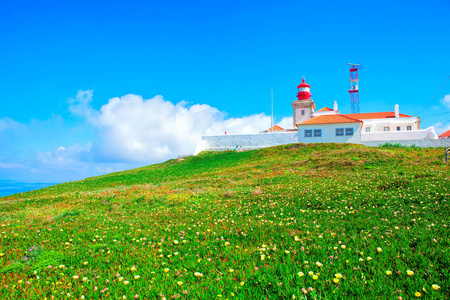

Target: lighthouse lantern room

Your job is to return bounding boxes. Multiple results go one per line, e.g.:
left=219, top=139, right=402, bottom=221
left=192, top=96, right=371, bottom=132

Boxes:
left=292, top=78, right=316, bottom=127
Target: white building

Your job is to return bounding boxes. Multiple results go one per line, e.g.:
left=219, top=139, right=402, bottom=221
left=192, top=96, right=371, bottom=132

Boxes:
left=294, top=79, right=438, bottom=143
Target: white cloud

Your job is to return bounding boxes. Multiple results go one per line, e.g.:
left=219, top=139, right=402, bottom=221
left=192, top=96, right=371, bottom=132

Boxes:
left=441, top=94, right=450, bottom=109
left=69, top=91, right=283, bottom=163
left=277, top=117, right=294, bottom=130
left=0, top=117, right=23, bottom=134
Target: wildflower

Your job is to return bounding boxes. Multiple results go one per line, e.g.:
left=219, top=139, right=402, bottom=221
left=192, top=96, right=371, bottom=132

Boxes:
left=72, top=275, right=79, bottom=279
left=124, top=280, right=129, bottom=285
left=118, top=277, right=124, bottom=282
left=240, top=282, right=244, bottom=286
left=59, top=265, right=65, bottom=269
left=415, top=292, right=421, bottom=297
left=285, top=250, right=290, bottom=254
left=224, top=241, right=230, bottom=246
left=315, top=262, right=323, bottom=267
left=261, top=255, right=265, bottom=261
left=177, top=281, right=183, bottom=286
left=341, top=245, right=346, bottom=249
left=134, top=275, right=140, bottom=280
left=228, top=268, right=234, bottom=273
left=312, top=275, right=319, bottom=280
left=386, top=270, right=392, bottom=275
left=335, top=273, right=343, bottom=279
left=164, top=268, right=170, bottom=273
left=333, top=278, right=339, bottom=284
left=297, top=271, right=304, bottom=277
left=308, top=287, right=313, bottom=292
left=407, top=270, right=414, bottom=276
left=359, top=258, right=364, bottom=262
left=131, top=266, right=137, bottom=271
left=367, top=257, right=372, bottom=261
left=432, top=284, right=440, bottom=290
left=377, top=247, right=382, bottom=252
left=308, top=271, right=314, bottom=276
left=194, top=272, right=203, bottom=277
left=174, top=240, right=179, bottom=245
left=83, top=261, right=88, bottom=266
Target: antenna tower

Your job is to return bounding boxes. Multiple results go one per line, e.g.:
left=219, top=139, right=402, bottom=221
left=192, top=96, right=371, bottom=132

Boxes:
left=348, top=63, right=362, bottom=114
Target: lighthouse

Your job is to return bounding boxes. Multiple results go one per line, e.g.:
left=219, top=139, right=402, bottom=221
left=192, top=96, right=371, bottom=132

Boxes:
left=292, top=78, right=316, bottom=127
left=297, top=78, right=311, bottom=100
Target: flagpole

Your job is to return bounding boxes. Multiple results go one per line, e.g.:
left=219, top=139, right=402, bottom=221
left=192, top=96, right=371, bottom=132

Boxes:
left=271, top=87, right=273, bottom=133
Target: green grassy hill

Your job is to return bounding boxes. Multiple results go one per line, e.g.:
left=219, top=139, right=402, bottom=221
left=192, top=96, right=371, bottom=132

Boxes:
left=1, top=143, right=449, bottom=299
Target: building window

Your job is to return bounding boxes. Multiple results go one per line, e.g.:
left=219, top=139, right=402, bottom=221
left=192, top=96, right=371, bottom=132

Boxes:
left=305, top=130, right=312, bottom=137
left=314, top=129, right=322, bottom=137
left=345, top=128, right=354, bottom=136
left=301, top=110, right=305, bottom=115
left=384, top=127, right=390, bottom=131
left=407, top=126, right=412, bottom=131
left=336, top=128, right=344, bottom=136
left=397, top=126, right=401, bottom=131
left=365, top=127, right=371, bottom=132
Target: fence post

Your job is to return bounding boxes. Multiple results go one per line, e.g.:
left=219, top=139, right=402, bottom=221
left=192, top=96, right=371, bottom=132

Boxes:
left=446, top=148, right=449, bottom=163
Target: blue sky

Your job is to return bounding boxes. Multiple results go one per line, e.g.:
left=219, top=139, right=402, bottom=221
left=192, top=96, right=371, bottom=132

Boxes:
left=0, top=0, right=449, bottom=183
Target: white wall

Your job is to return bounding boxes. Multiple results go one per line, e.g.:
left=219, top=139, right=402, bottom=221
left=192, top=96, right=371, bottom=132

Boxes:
left=195, top=132, right=298, bottom=154
left=362, top=117, right=420, bottom=132
left=362, top=139, right=450, bottom=148
left=361, top=126, right=437, bottom=141
left=298, top=123, right=362, bottom=144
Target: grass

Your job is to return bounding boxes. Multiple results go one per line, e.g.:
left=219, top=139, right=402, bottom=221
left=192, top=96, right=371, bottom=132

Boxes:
left=0, top=143, right=449, bottom=299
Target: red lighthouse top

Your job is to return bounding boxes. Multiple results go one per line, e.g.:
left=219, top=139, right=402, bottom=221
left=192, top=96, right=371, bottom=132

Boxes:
left=296, top=78, right=311, bottom=100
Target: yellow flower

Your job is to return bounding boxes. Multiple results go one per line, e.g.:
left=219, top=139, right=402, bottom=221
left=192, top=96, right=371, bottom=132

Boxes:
left=312, top=275, right=319, bottom=280
left=229, top=268, right=234, bottom=273
left=297, top=272, right=304, bottom=277
left=335, top=273, right=343, bottom=279
left=240, top=282, right=245, bottom=286
left=386, top=270, right=392, bottom=275
left=315, top=262, right=323, bottom=267
left=83, top=261, right=88, bottom=265
left=130, top=266, right=137, bottom=271
left=194, top=272, right=203, bottom=277
left=407, top=270, right=414, bottom=276
left=72, top=275, right=79, bottom=279
left=134, top=275, right=140, bottom=280
left=308, top=271, right=314, bottom=276
left=124, top=281, right=129, bottom=285
left=164, top=268, right=170, bottom=273
left=177, top=281, right=183, bottom=286
left=432, top=284, right=440, bottom=290
left=377, top=247, right=382, bottom=252
left=415, top=292, right=421, bottom=297
left=341, top=245, right=346, bottom=249
left=367, top=257, right=372, bottom=261
left=333, top=278, right=339, bottom=284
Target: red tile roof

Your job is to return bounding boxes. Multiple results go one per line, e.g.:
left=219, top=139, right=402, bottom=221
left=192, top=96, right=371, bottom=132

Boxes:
left=316, top=107, right=334, bottom=112
left=438, top=130, right=450, bottom=138
left=267, top=125, right=284, bottom=131
left=342, top=112, right=412, bottom=119
left=296, top=114, right=362, bottom=125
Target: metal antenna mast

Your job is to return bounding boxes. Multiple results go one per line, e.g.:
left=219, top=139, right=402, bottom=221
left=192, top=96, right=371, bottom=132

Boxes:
left=348, top=63, right=362, bottom=114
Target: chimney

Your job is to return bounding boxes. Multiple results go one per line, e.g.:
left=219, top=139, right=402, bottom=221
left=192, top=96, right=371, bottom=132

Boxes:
left=395, top=104, right=399, bottom=118
left=333, top=101, right=338, bottom=111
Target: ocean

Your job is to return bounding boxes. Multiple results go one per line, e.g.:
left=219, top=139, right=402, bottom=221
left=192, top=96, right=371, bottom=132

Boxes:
left=0, top=180, right=57, bottom=197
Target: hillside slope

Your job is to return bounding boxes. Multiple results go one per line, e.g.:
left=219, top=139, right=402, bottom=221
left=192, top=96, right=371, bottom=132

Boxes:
left=0, top=143, right=449, bottom=299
